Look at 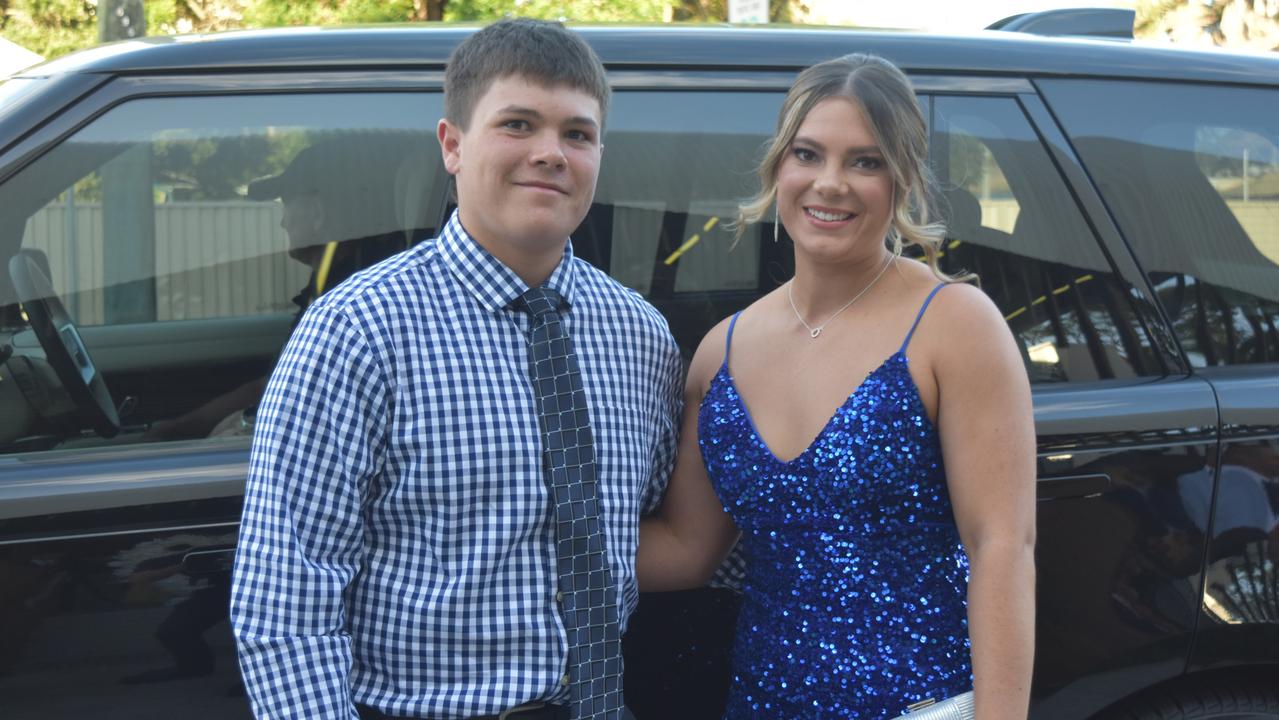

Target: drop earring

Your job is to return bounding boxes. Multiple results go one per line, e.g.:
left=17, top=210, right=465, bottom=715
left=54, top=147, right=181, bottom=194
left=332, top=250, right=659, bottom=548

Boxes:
left=774, top=211, right=780, bottom=243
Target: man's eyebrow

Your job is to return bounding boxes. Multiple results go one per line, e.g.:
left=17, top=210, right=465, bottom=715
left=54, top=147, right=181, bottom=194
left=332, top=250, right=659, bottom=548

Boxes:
left=793, top=136, right=882, bottom=155
left=498, top=105, right=599, bottom=129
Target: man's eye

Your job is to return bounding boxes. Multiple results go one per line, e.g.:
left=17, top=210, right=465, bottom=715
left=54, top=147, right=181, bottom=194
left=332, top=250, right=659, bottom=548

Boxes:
left=566, top=129, right=593, bottom=142
left=504, top=119, right=530, bottom=131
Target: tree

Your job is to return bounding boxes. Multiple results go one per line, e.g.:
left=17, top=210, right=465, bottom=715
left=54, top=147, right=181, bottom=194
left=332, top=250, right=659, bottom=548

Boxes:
left=4, top=0, right=816, bottom=62
left=1136, top=0, right=1278, bottom=50
left=1, top=0, right=98, bottom=60
left=444, top=0, right=670, bottom=22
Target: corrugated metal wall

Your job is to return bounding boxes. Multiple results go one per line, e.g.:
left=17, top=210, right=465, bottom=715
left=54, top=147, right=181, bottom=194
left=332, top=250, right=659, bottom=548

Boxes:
left=21, top=198, right=1278, bottom=327
left=24, top=202, right=310, bottom=326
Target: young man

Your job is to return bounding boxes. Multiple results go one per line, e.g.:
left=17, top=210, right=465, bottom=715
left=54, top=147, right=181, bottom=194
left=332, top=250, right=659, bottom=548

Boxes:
left=229, top=19, right=682, bottom=720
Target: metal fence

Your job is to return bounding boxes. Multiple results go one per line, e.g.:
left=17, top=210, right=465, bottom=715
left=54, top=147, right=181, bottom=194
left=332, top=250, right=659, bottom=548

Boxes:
left=23, top=202, right=309, bottom=326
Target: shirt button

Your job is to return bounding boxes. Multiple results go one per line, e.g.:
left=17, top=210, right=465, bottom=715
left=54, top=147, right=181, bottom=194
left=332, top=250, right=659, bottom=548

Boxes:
left=556, top=591, right=564, bottom=603
left=561, top=673, right=570, bottom=687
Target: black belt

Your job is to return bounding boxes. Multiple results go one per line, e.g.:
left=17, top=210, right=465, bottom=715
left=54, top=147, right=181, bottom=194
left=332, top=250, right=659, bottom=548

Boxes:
left=356, top=702, right=569, bottom=720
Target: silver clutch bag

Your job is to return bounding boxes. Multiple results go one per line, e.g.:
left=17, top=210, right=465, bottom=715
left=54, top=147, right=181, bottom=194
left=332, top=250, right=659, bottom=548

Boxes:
left=894, top=690, right=974, bottom=720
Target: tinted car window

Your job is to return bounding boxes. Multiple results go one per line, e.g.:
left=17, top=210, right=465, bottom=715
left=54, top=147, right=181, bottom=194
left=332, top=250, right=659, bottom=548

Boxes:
left=930, top=95, right=1160, bottom=383
left=0, top=92, right=443, bottom=452
left=1041, top=79, right=1279, bottom=367
left=593, top=91, right=776, bottom=297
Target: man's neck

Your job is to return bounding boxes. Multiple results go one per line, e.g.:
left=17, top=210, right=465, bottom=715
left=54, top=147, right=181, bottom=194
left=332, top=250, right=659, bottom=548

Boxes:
left=456, top=211, right=567, bottom=288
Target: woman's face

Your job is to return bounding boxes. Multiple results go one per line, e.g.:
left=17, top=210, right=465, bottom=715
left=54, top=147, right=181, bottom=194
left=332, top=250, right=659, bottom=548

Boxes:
left=776, top=96, right=895, bottom=266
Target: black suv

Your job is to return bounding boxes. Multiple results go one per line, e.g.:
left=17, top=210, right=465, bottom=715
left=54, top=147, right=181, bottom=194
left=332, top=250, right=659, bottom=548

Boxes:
left=2, top=16, right=1278, bottom=720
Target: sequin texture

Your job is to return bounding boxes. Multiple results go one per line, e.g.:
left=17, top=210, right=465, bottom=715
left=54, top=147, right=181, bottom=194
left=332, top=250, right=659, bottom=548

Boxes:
left=699, top=341, right=972, bottom=719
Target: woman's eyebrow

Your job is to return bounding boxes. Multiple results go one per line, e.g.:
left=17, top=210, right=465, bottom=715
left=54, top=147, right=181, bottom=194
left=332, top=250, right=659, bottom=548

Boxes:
left=792, top=135, right=881, bottom=155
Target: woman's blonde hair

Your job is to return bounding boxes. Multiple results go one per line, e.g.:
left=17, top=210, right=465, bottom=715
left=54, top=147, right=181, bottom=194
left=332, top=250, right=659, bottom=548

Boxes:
left=738, top=53, right=966, bottom=283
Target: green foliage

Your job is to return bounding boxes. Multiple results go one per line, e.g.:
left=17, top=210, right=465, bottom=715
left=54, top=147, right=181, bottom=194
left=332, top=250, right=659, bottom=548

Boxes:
left=244, top=0, right=417, bottom=27
left=1133, top=0, right=1193, bottom=36
left=668, top=0, right=725, bottom=22
left=1, top=0, right=97, bottom=60
left=3, top=0, right=804, bottom=62
left=444, top=0, right=671, bottom=23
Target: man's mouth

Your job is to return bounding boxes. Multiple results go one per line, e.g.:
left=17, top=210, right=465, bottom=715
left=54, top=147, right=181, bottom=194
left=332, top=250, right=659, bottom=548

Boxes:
left=517, top=181, right=567, bottom=194
left=805, top=207, right=854, bottom=222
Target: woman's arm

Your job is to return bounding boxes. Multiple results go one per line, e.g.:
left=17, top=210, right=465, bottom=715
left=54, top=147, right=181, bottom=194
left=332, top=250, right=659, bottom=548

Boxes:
left=931, top=284, right=1037, bottom=720
left=637, top=320, right=741, bottom=591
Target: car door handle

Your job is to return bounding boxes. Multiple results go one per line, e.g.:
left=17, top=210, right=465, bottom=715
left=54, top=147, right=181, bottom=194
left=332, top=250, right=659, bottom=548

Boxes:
left=181, top=547, right=235, bottom=576
left=1037, top=473, right=1113, bottom=500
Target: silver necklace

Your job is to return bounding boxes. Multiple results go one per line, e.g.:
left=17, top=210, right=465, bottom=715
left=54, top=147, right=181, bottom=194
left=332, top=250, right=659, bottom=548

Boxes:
left=787, top=255, right=894, bottom=339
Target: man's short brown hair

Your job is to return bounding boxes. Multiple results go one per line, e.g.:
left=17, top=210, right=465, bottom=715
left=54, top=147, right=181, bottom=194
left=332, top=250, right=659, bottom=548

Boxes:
left=444, top=18, right=610, bottom=130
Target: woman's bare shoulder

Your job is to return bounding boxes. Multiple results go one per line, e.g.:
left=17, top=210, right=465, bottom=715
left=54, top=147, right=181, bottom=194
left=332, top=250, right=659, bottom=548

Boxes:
left=687, top=314, right=736, bottom=392
left=688, top=293, right=776, bottom=391
left=928, top=281, right=1007, bottom=338
left=923, top=281, right=1024, bottom=381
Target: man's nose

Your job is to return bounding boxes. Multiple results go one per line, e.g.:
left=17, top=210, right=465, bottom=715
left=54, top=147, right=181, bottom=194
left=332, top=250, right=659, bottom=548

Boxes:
left=530, top=132, right=567, bottom=168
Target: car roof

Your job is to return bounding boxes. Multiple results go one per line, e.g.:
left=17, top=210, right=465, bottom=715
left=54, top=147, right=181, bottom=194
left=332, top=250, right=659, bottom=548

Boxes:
left=18, top=24, right=1279, bottom=88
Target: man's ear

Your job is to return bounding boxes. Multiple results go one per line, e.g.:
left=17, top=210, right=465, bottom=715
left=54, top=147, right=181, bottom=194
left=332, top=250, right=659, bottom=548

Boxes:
left=438, top=118, right=463, bottom=176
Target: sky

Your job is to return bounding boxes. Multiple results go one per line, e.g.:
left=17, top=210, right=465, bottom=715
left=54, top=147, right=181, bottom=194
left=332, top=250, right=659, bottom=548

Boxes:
left=796, top=0, right=1138, bottom=32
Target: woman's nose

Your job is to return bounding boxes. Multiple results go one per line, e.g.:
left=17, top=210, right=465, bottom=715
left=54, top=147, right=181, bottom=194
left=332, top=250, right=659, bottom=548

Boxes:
left=813, top=164, right=849, bottom=195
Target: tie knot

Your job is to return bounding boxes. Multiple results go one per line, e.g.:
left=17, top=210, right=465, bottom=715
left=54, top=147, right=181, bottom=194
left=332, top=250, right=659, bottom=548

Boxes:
left=515, top=286, right=567, bottom=319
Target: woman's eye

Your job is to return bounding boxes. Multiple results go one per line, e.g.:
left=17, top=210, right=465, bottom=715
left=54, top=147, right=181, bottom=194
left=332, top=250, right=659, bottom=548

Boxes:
left=853, top=156, right=884, bottom=170
left=792, top=147, right=817, bottom=162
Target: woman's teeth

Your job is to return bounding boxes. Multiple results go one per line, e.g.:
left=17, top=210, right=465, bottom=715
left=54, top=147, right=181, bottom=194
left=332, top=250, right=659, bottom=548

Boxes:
left=806, top=208, right=852, bottom=222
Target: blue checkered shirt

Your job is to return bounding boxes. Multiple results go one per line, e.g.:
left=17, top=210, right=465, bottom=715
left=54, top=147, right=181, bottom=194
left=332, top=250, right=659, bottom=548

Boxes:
left=230, top=211, right=683, bottom=719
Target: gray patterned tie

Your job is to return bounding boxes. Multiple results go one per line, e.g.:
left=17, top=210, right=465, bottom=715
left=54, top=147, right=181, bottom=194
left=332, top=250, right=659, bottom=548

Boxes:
left=515, top=286, right=624, bottom=720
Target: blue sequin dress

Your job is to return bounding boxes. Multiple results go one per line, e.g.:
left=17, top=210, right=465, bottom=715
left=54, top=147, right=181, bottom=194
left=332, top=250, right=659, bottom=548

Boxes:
left=699, top=284, right=972, bottom=719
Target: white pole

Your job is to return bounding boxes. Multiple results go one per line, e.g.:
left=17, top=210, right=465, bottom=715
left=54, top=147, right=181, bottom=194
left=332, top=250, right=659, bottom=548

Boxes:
left=1242, top=148, right=1249, bottom=202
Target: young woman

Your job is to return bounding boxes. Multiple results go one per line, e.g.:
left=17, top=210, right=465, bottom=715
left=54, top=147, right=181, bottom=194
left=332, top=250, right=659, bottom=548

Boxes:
left=638, top=54, right=1036, bottom=719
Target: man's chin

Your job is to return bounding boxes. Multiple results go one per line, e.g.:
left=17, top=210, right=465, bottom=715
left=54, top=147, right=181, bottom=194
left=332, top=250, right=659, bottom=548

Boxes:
left=514, top=231, right=575, bottom=253
left=512, top=219, right=582, bottom=249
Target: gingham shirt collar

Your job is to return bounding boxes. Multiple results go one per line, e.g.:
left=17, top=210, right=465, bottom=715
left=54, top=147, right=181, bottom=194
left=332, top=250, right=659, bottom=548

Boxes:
left=439, top=210, right=579, bottom=314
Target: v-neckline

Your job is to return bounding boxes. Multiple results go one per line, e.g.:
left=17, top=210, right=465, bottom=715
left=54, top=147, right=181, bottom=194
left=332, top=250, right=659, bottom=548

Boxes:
left=715, top=351, right=910, bottom=466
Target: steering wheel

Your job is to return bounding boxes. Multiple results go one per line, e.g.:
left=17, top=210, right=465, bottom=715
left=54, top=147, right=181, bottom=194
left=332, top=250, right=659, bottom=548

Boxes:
left=9, top=252, right=120, bottom=438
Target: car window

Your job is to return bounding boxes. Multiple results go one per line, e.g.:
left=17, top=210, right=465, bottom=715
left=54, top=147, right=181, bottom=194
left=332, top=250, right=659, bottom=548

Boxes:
left=582, top=90, right=780, bottom=359
left=930, top=95, right=1160, bottom=383
left=1040, top=79, right=1279, bottom=367
left=593, top=91, right=776, bottom=296
left=0, top=91, right=444, bottom=453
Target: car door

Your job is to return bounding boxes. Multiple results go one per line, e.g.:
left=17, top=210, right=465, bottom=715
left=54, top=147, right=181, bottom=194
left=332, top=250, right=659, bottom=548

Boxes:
left=1040, top=77, right=1279, bottom=684
left=0, top=71, right=447, bottom=719
left=919, top=79, right=1220, bottom=720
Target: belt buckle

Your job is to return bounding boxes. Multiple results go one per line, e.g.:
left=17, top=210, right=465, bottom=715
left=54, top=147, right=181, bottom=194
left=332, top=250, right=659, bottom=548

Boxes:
left=499, top=703, right=546, bottom=720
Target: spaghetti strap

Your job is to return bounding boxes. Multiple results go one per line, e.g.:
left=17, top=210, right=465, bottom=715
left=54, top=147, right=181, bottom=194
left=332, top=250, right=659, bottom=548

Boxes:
left=900, top=284, right=947, bottom=354
left=724, top=311, right=743, bottom=366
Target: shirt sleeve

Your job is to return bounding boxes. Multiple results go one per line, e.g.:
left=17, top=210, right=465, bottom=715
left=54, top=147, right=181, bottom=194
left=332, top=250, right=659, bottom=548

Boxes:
left=230, top=302, right=388, bottom=719
left=640, top=336, right=685, bottom=515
